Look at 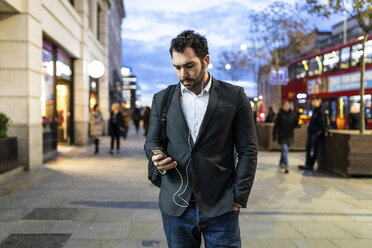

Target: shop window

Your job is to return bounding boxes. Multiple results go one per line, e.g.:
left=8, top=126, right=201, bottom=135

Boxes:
left=340, top=47, right=350, bottom=69
left=90, top=77, right=99, bottom=110
left=296, top=60, right=308, bottom=79
left=41, top=42, right=54, bottom=131
left=323, top=50, right=340, bottom=73
left=57, top=50, right=72, bottom=81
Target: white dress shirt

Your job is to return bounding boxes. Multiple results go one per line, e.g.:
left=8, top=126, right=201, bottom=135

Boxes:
left=180, top=74, right=212, bottom=142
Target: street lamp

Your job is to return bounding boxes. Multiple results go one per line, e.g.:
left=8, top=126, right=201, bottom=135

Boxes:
left=88, top=60, right=105, bottom=78
left=225, top=64, right=231, bottom=70
left=240, top=43, right=248, bottom=51
left=207, top=63, right=213, bottom=69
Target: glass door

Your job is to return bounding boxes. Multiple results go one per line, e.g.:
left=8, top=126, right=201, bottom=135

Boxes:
left=56, top=80, right=71, bottom=144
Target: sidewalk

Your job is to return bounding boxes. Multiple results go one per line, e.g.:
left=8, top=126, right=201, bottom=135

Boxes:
left=0, top=126, right=372, bottom=248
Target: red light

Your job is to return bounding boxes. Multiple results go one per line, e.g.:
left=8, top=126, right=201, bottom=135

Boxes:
left=49, top=100, right=54, bottom=104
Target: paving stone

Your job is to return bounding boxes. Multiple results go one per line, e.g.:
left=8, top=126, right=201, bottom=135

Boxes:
left=334, top=222, right=372, bottom=238
left=291, top=238, right=338, bottom=248
left=241, top=239, right=297, bottom=248
left=289, top=222, right=354, bottom=239
left=127, top=222, right=166, bottom=240
left=63, top=239, right=102, bottom=248
left=0, top=222, right=53, bottom=236
left=48, top=222, right=130, bottom=240
left=330, top=239, right=372, bottom=248
left=240, top=222, right=304, bottom=239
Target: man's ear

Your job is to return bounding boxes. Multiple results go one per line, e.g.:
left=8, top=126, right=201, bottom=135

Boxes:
left=203, top=55, right=210, bottom=67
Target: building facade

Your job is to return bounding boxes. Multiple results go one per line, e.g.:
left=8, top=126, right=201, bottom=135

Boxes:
left=0, top=0, right=125, bottom=170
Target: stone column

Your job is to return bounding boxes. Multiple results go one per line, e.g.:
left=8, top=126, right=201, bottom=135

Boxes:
left=73, top=0, right=90, bottom=145
left=0, top=0, right=43, bottom=170
left=98, top=1, right=110, bottom=126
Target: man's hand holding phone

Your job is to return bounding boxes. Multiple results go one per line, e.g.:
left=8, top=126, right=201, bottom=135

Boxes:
left=150, top=147, right=177, bottom=173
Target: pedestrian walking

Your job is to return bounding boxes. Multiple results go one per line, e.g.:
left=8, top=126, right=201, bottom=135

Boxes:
left=120, top=101, right=131, bottom=140
left=265, top=106, right=276, bottom=123
left=142, top=106, right=151, bottom=137
left=131, top=107, right=142, bottom=135
left=273, top=101, right=298, bottom=173
left=89, top=104, right=103, bottom=154
left=109, top=103, right=124, bottom=154
left=298, top=97, right=326, bottom=171
left=144, top=30, right=258, bottom=248
left=349, top=102, right=368, bottom=130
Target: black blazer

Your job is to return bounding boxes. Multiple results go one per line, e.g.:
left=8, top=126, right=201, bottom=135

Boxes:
left=144, top=78, right=258, bottom=217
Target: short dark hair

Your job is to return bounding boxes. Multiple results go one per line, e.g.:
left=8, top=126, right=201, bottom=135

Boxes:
left=169, top=30, right=209, bottom=60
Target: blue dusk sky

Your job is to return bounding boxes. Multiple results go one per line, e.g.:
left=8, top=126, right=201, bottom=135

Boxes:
left=121, top=0, right=343, bottom=106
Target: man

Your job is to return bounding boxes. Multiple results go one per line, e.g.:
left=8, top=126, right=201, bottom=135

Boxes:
left=298, top=97, right=326, bottom=171
left=120, top=101, right=131, bottom=140
left=144, top=30, right=258, bottom=247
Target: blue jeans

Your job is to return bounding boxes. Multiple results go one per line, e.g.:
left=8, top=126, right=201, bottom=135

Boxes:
left=305, top=130, right=322, bottom=168
left=280, top=144, right=289, bottom=166
left=161, top=202, right=241, bottom=248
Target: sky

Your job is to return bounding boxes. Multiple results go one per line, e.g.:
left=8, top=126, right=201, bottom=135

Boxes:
left=121, top=0, right=343, bottom=106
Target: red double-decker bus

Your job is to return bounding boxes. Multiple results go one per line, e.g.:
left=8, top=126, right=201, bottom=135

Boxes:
left=284, top=34, right=372, bottom=129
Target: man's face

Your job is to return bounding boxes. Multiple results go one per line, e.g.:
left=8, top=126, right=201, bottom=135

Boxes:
left=283, top=102, right=290, bottom=111
left=312, top=99, right=320, bottom=108
left=172, top=47, right=208, bottom=94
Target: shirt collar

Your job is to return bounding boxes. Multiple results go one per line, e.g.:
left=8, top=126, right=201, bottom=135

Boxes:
left=181, top=72, right=212, bottom=96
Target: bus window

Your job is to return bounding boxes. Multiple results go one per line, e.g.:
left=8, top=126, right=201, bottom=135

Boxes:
left=366, top=40, right=372, bottom=64
left=351, top=43, right=363, bottom=67
left=296, top=60, right=307, bottom=79
left=340, top=47, right=350, bottom=69
left=323, top=50, right=340, bottom=73
left=289, top=64, right=297, bottom=81
left=308, top=56, right=322, bottom=77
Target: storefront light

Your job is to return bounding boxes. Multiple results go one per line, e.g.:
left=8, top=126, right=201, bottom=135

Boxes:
left=297, top=93, right=307, bottom=99
left=88, top=60, right=105, bottom=78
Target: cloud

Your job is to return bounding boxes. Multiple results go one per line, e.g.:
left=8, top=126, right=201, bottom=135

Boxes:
left=122, top=0, right=343, bottom=105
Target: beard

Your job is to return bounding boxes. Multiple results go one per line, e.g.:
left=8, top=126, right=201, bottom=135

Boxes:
left=180, top=63, right=206, bottom=93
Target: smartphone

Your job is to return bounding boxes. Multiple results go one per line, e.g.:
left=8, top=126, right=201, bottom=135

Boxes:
left=150, top=147, right=170, bottom=157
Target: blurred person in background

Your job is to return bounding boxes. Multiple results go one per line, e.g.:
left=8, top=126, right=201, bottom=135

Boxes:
left=131, top=107, right=142, bottom=135
left=89, top=104, right=103, bottom=154
left=265, top=106, right=276, bottom=123
left=273, top=101, right=298, bottom=173
left=349, top=102, right=368, bottom=130
left=120, top=101, right=131, bottom=140
left=142, top=106, right=151, bottom=137
left=109, top=103, right=124, bottom=154
left=298, top=97, right=326, bottom=171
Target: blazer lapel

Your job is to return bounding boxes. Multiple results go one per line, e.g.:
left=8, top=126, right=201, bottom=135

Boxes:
left=194, top=78, right=221, bottom=146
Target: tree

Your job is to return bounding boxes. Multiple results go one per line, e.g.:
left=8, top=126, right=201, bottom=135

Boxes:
left=248, top=1, right=312, bottom=105
left=305, top=0, right=372, bottom=133
left=216, top=48, right=259, bottom=82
